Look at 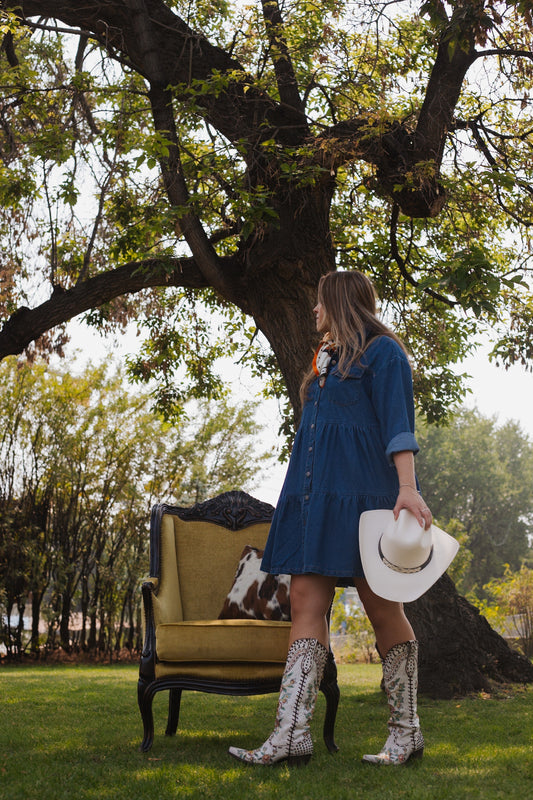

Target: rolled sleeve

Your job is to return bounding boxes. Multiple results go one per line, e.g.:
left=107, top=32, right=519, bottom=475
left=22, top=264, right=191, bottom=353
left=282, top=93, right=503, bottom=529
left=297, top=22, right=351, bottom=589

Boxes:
left=385, top=431, right=419, bottom=463
left=367, top=345, right=419, bottom=465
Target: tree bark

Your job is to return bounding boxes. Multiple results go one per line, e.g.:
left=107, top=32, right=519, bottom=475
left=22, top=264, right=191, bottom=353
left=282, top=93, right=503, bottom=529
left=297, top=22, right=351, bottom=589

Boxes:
left=241, top=182, right=336, bottom=412
left=0, top=257, right=207, bottom=359
left=406, top=574, right=533, bottom=698
left=30, top=590, right=43, bottom=655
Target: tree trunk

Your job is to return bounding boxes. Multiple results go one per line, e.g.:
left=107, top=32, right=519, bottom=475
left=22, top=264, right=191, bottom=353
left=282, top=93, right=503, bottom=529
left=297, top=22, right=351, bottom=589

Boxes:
left=88, top=609, right=98, bottom=652
left=245, top=184, right=336, bottom=413
left=80, top=575, right=89, bottom=651
left=115, top=596, right=127, bottom=652
left=59, top=592, right=72, bottom=651
left=30, top=591, right=43, bottom=655
left=406, top=574, right=533, bottom=698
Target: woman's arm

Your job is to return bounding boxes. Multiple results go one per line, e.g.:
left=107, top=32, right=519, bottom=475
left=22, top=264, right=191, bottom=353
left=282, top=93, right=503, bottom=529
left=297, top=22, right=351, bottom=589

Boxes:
left=392, top=450, right=433, bottom=530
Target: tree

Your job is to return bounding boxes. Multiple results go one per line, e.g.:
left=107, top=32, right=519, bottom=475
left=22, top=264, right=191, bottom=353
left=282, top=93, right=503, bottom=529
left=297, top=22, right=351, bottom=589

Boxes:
left=484, top=566, right=533, bottom=658
left=0, top=357, right=270, bottom=657
left=1, top=0, right=532, bottom=690
left=331, top=589, right=378, bottom=663
left=414, top=408, right=533, bottom=592
left=0, top=1, right=532, bottom=417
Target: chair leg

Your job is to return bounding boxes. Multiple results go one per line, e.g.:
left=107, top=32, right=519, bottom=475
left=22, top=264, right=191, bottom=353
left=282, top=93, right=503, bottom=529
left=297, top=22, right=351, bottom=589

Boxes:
left=320, top=649, right=340, bottom=754
left=165, top=688, right=183, bottom=737
left=138, top=680, right=155, bottom=753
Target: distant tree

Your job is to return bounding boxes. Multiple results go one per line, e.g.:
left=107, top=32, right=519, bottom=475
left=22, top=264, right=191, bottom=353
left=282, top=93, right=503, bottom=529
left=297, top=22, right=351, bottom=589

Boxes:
left=0, top=360, right=56, bottom=655
left=414, top=408, right=533, bottom=591
left=483, top=566, right=533, bottom=658
left=0, top=357, right=270, bottom=657
left=164, top=398, right=272, bottom=505
left=331, top=590, right=377, bottom=664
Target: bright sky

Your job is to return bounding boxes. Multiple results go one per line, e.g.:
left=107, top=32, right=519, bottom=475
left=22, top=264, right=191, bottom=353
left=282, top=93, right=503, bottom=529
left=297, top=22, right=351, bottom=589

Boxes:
left=64, top=320, right=533, bottom=507
left=459, top=349, right=533, bottom=437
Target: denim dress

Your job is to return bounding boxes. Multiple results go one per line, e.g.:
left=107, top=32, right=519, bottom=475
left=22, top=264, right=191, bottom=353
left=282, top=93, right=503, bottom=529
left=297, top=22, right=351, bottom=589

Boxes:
left=261, top=335, right=419, bottom=582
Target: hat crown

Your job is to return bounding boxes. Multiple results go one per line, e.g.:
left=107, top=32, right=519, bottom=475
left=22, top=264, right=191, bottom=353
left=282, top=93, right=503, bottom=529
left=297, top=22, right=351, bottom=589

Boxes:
left=379, top=510, right=433, bottom=573
left=359, top=508, right=460, bottom=602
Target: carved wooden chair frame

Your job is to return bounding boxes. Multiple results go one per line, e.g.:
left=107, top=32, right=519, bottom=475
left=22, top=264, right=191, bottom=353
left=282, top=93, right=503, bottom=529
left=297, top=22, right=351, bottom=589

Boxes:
left=138, top=490, right=340, bottom=754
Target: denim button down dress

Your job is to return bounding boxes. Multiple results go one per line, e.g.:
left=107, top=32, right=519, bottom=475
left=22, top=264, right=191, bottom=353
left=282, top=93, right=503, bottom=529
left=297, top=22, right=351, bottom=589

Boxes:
left=261, top=335, right=419, bottom=582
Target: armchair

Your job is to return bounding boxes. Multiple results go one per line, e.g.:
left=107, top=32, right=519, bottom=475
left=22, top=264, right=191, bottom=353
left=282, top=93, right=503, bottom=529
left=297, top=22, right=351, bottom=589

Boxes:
left=138, top=491, right=339, bottom=754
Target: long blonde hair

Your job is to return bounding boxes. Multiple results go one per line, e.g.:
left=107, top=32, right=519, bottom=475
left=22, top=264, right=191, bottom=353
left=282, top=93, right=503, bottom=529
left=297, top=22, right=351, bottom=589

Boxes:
left=300, top=271, right=408, bottom=404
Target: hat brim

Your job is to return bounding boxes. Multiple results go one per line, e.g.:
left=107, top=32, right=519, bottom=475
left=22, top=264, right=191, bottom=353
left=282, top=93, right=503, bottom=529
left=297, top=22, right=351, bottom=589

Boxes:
left=359, top=510, right=460, bottom=602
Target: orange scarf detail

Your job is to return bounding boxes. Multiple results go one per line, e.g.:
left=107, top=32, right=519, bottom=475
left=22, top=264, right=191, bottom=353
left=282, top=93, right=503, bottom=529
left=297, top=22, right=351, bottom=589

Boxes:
left=312, top=336, right=336, bottom=378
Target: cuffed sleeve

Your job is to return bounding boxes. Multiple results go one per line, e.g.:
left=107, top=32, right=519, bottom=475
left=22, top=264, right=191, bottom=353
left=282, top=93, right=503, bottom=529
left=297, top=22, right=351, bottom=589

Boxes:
left=385, top=431, right=419, bottom=463
left=366, top=342, right=419, bottom=465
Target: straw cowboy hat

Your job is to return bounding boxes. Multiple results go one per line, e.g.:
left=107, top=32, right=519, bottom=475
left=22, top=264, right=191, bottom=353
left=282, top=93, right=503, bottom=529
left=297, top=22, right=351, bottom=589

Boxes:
left=359, top=509, right=460, bottom=602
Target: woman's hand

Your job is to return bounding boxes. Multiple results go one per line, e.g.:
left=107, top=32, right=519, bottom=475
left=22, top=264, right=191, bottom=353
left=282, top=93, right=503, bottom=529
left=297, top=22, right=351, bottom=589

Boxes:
left=393, top=485, right=433, bottom=530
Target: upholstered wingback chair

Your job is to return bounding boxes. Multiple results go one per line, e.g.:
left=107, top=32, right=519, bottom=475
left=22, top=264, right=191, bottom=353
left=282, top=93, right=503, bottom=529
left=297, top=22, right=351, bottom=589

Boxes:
left=138, top=491, right=339, bottom=754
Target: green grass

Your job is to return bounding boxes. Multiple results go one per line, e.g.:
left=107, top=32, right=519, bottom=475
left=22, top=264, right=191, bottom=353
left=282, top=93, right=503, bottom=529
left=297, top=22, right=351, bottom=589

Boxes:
left=1, top=663, right=531, bottom=800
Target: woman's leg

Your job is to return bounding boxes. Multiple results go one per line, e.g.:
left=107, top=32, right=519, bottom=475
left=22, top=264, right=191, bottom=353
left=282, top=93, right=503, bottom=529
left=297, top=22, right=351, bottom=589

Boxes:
left=353, top=577, right=414, bottom=656
left=354, top=577, right=424, bottom=765
left=289, top=574, right=337, bottom=648
left=228, top=573, right=336, bottom=766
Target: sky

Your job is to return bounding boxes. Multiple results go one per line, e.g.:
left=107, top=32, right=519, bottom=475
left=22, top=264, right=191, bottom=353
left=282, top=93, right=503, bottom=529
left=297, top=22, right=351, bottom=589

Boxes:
left=64, top=319, right=533, bottom=508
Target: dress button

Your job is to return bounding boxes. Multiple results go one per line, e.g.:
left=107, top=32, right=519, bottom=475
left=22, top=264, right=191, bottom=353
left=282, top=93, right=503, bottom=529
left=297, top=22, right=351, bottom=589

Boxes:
left=305, top=495, right=309, bottom=501
left=310, top=423, right=315, bottom=429
left=308, top=446, right=312, bottom=451
left=306, top=471, right=311, bottom=477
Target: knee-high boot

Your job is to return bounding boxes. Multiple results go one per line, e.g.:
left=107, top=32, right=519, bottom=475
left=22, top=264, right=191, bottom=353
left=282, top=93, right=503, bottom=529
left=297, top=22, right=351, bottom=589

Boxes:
left=362, top=640, right=424, bottom=765
left=228, top=637, right=328, bottom=766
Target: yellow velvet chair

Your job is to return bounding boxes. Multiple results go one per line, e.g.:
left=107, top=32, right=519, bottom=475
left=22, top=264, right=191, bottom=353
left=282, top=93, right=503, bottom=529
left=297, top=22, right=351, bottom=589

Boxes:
left=138, top=491, right=339, bottom=754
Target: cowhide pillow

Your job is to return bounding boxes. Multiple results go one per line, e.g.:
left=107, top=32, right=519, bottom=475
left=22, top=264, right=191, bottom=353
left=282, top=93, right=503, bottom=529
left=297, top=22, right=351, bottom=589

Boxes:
left=218, top=545, right=291, bottom=621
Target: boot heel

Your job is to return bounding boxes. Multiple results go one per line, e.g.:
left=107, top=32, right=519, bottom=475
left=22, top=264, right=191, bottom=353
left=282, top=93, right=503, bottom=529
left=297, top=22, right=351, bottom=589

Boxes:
left=287, top=753, right=312, bottom=767
left=408, top=747, right=424, bottom=762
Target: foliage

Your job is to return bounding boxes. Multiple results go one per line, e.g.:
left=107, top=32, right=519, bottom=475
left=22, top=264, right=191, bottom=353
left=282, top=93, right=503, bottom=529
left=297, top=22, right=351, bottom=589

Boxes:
left=482, top=565, right=533, bottom=657
left=331, top=589, right=377, bottom=663
left=1, top=664, right=533, bottom=800
left=0, top=356, right=270, bottom=658
left=439, top=517, right=473, bottom=588
left=0, top=1, right=532, bottom=426
left=415, top=407, right=533, bottom=591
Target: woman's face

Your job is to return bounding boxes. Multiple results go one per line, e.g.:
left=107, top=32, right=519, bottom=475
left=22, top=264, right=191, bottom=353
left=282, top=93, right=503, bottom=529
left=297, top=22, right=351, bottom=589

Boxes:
left=313, top=299, right=328, bottom=333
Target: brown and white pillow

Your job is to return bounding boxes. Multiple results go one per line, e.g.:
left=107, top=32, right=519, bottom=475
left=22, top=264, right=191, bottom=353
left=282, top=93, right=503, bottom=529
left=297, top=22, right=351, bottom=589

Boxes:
left=218, top=545, right=291, bottom=621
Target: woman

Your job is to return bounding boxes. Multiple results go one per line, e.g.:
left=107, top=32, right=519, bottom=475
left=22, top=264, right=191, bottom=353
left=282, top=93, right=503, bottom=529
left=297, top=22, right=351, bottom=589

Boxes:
left=229, top=270, right=432, bottom=767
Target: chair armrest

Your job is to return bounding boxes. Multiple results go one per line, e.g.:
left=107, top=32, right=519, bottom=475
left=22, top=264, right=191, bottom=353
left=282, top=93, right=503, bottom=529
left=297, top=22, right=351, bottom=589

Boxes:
left=139, top=581, right=157, bottom=683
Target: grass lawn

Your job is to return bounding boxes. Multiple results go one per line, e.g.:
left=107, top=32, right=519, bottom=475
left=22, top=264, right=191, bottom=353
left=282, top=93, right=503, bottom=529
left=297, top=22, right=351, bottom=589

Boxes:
left=1, top=662, right=531, bottom=800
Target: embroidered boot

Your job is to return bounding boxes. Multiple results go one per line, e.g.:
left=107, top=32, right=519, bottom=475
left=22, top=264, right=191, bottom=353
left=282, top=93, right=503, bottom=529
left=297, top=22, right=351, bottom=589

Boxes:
left=362, top=640, right=424, bottom=765
left=228, top=637, right=328, bottom=766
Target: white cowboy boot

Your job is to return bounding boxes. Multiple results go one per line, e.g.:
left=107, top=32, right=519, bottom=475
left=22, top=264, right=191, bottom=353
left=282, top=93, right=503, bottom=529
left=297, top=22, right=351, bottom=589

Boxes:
left=362, top=640, right=424, bottom=765
left=228, top=638, right=328, bottom=766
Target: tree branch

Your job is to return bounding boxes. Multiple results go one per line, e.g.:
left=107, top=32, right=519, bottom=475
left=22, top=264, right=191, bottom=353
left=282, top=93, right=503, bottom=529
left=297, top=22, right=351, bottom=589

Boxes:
left=1, top=31, right=20, bottom=67
left=0, top=257, right=209, bottom=360
left=473, top=47, right=533, bottom=61
left=259, top=0, right=308, bottom=131
left=389, top=204, right=456, bottom=306
left=413, top=12, right=477, bottom=164
left=149, top=85, right=236, bottom=295
left=122, top=0, right=232, bottom=296
left=19, top=0, right=284, bottom=148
